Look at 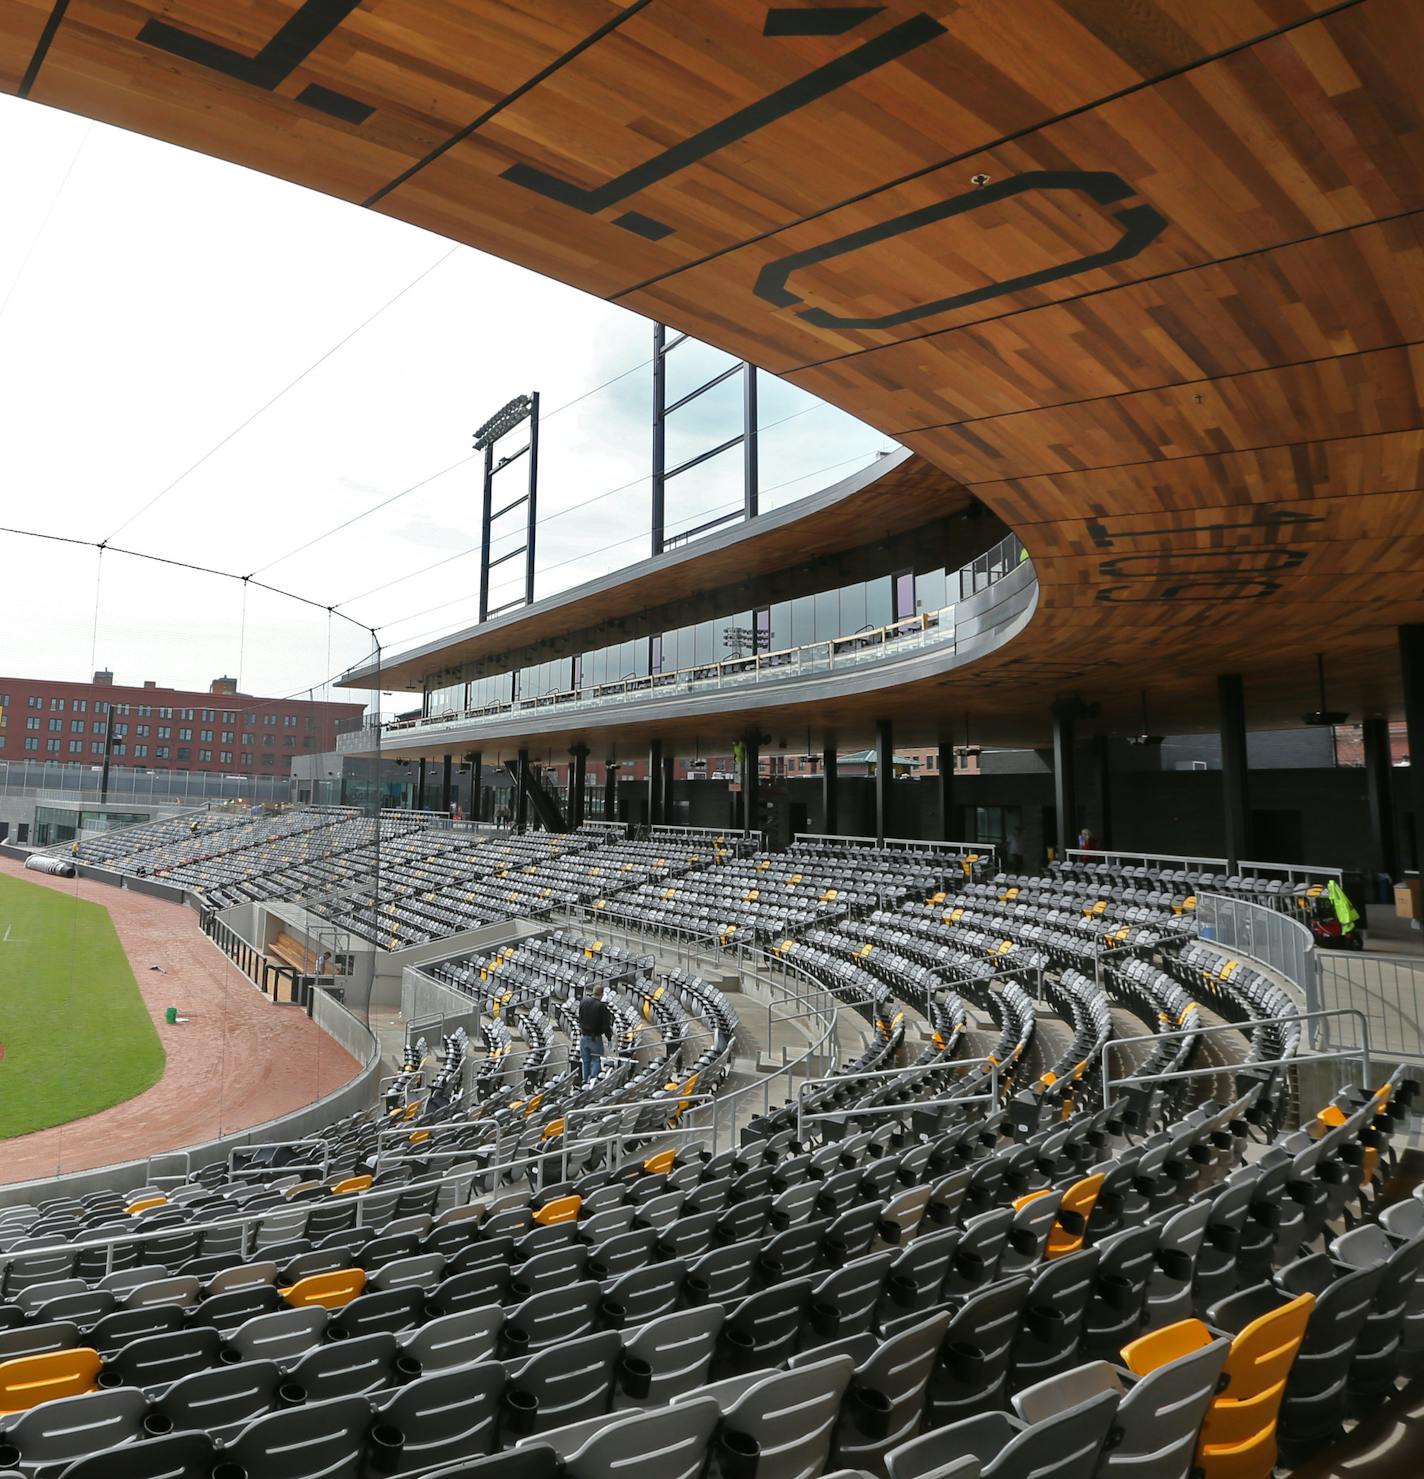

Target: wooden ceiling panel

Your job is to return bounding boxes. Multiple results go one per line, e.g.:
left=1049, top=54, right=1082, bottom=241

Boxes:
left=789, top=216, right=1424, bottom=431
left=2, top=0, right=1421, bottom=737
left=628, top=3, right=1424, bottom=371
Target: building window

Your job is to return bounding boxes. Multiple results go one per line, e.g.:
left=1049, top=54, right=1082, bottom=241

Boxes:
left=284, top=715, right=298, bottom=728
left=111, top=742, right=126, bottom=756
left=221, top=730, right=234, bottom=744
left=70, top=720, right=84, bottom=733
left=49, top=698, right=65, bottom=711
left=136, top=725, right=149, bottom=737
left=176, top=747, right=191, bottom=761
left=91, top=742, right=104, bottom=755
left=156, top=746, right=169, bottom=759
left=263, top=735, right=274, bottom=747
left=27, top=696, right=41, bottom=709
left=199, top=749, right=213, bottom=762
left=67, top=740, right=82, bottom=754
left=137, top=704, right=150, bottom=717
left=114, top=723, right=128, bottom=737
left=159, top=706, right=173, bottom=719
left=178, top=728, right=193, bottom=741
left=283, top=736, right=295, bottom=749
left=222, top=710, right=236, bottom=723
left=47, top=718, right=62, bottom=733
left=302, top=737, right=314, bottom=750
left=199, top=729, right=213, bottom=742
left=305, top=716, right=316, bottom=730
left=241, top=733, right=254, bottom=746
left=45, top=739, right=60, bottom=753
left=241, top=752, right=252, bottom=766
left=201, top=709, right=215, bottom=722
left=25, top=717, right=38, bottom=731
left=74, top=700, right=87, bottom=713
left=116, top=703, right=130, bottom=715
left=93, top=722, right=106, bottom=736
left=24, top=738, right=38, bottom=751
left=157, top=726, right=170, bottom=739
left=261, top=754, right=274, bottom=766
left=180, top=708, right=195, bottom=721
left=892, top=568, right=916, bottom=624
left=133, top=745, right=147, bottom=758
left=96, top=702, right=109, bottom=716
left=264, top=714, right=276, bottom=727
left=220, top=751, right=233, bottom=765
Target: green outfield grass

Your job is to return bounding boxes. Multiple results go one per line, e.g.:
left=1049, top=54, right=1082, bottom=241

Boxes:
left=0, top=874, right=166, bottom=1139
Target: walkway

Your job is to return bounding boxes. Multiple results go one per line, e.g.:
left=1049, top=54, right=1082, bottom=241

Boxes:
left=0, top=858, right=361, bottom=1188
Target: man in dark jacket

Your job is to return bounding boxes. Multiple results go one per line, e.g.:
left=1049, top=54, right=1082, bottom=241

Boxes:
left=578, top=984, right=613, bottom=1083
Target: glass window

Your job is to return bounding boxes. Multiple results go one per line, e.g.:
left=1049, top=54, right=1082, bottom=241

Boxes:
left=133, top=744, right=147, bottom=758
left=49, top=698, right=65, bottom=711
left=839, top=581, right=867, bottom=636
left=47, top=718, right=62, bottom=732
left=25, top=717, right=38, bottom=731
left=813, top=589, right=838, bottom=642
left=865, top=575, right=892, bottom=629
left=893, top=568, right=916, bottom=623
left=791, top=596, right=815, bottom=647
left=916, top=567, right=947, bottom=614
left=156, top=746, right=169, bottom=759
left=27, top=696, right=41, bottom=709
left=23, top=738, right=37, bottom=751
left=45, top=738, right=59, bottom=753
left=177, top=747, right=191, bottom=761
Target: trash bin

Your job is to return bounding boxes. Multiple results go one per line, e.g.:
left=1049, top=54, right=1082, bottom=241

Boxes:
left=164, top=1007, right=178, bottom=1025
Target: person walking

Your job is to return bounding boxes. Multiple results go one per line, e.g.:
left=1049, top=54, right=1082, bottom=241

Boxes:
left=578, top=983, right=613, bottom=1083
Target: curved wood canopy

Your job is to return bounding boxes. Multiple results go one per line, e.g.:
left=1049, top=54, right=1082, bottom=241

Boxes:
left=8, top=0, right=1423, bottom=743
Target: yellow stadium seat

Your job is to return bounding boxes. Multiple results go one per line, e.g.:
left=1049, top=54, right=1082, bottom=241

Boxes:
left=1047, top=1173, right=1104, bottom=1258
left=533, top=1194, right=581, bottom=1226
left=281, top=1268, right=367, bottom=1309
left=0, top=1349, right=101, bottom=1415
left=331, top=1175, right=372, bottom=1196
left=126, top=1196, right=167, bottom=1215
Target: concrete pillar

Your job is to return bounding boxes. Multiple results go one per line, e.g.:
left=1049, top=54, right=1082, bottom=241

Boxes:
left=741, top=734, right=760, bottom=837
left=822, top=746, right=839, bottom=835
left=1363, top=718, right=1397, bottom=883
left=468, top=752, right=482, bottom=821
left=663, top=754, right=676, bottom=826
left=937, top=744, right=954, bottom=841
left=515, top=749, right=530, bottom=834
left=874, top=718, right=893, bottom=845
left=570, top=745, right=589, bottom=831
left=648, top=739, right=664, bottom=827
left=1093, top=735, right=1111, bottom=849
left=604, top=764, right=619, bottom=824
left=416, top=758, right=427, bottom=811
left=1218, top=673, right=1250, bottom=870
left=1402, top=625, right=1424, bottom=870
left=1051, top=701, right=1077, bottom=859
left=441, top=754, right=452, bottom=813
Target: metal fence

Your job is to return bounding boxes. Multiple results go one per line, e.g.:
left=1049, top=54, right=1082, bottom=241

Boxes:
left=1196, top=892, right=1318, bottom=1007
left=1316, top=951, right=1424, bottom=1066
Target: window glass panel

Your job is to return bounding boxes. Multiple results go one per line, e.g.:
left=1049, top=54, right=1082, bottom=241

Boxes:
left=839, top=581, right=867, bottom=636
left=866, top=576, right=893, bottom=629
left=814, top=589, right=839, bottom=642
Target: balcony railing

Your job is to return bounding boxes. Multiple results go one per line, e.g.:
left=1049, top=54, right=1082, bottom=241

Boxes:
left=340, top=532, right=1030, bottom=752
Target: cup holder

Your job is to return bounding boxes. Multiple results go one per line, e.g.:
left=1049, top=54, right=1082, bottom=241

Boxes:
left=619, top=1355, right=653, bottom=1400
left=848, top=1385, right=892, bottom=1440
left=142, top=1410, right=175, bottom=1437
left=502, top=1387, right=539, bottom=1438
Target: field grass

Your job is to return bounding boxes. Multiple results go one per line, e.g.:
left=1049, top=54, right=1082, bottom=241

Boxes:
left=0, top=874, right=166, bottom=1139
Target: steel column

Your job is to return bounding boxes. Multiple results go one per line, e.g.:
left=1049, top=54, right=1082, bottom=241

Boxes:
left=468, top=752, right=482, bottom=821
left=1218, top=673, right=1250, bottom=871
left=441, top=754, right=452, bottom=813
left=937, top=744, right=954, bottom=841
left=515, top=749, right=530, bottom=834
left=663, top=754, right=676, bottom=824
left=744, top=362, right=759, bottom=519
left=1093, top=734, right=1111, bottom=849
left=875, top=718, right=893, bottom=846
left=416, top=758, right=427, bottom=811
left=822, top=746, right=839, bottom=835
left=648, top=739, right=664, bottom=826
left=741, top=734, right=760, bottom=836
left=1051, top=701, right=1077, bottom=859
left=1363, top=717, right=1398, bottom=882
left=651, top=323, right=667, bottom=557
left=1402, top=625, right=1424, bottom=870
left=570, top=745, right=588, bottom=831
left=604, top=764, right=619, bottom=823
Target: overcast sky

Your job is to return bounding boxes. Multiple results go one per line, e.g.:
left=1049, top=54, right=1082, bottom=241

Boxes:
left=0, top=95, right=892, bottom=707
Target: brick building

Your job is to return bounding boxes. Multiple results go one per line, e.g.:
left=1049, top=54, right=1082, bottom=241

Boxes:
left=0, top=671, right=363, bottom=781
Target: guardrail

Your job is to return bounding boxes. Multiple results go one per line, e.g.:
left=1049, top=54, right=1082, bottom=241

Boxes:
left=1063, top=847, right=1343, bottom=888
left=1315, top=951, right=1424, bottom=1066
left=1196, top=893, right=1318, bottom=1010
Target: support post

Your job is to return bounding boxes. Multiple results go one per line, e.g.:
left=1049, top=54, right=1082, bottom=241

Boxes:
left=1402, top=625, right=1424, bottom=870
left=416, top=758, right=427, bottom=811
left=651, top=323, right=667, bottom=557
left=477, top=441, right=494, bottom=623
left=874, top=718, right=893, bottom=846
left=468, top=752, right=482, bottom=822
left=1363, top=717, right=1398, bottom=883
left=441, top=754, right=452, bottom=814
left=570, top=745, right=589, bottom=831
left=515, top=749, right=530, bottom=834
left=937, top=744, right=955, bottom=841
left=604, top=764, right=619, bottom=824
left=1093, top=734, right=1111, bottom=849
left=663, top=754, right=676, bottom=825
left=648, top=740, right=664, bottom=827
left=741, top=734, right=760, bottom=837
left=744, top=362, right=759, bottom=520
left=822, top=746, right=839, bottom=835
left=1218, top=673, right=1250, bottom=871
left=1052, top=700, right=1077, bottom=859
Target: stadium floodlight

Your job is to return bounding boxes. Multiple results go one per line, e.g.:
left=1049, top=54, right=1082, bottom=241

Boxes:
left=474, top=394, right=534, bottom=450
left=1302, top=652, right=1349, bottom=727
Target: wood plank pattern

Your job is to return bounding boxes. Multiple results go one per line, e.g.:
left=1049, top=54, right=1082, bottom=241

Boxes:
left=2, top=0, right=1422, bottom=742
